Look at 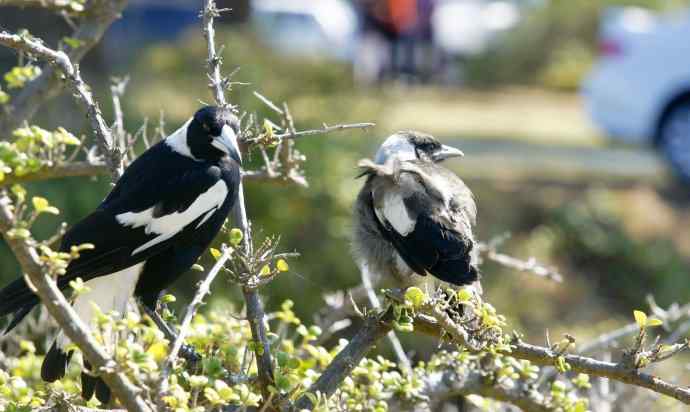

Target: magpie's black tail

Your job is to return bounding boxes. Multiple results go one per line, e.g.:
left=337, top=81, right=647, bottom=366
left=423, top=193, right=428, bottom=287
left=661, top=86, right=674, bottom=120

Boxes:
left=82, top=360, right=111, bottom=404
left=43, top=341, right=111, bottom=404
left=41, top=340, right=73, bottom=382
left=0, top=276, right=42, bottom=333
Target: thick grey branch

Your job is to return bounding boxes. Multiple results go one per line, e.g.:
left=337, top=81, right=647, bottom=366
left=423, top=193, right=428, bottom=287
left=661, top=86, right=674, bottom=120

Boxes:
left=0, top=0, right=128, bottom=137
left=0, top=192, right=150, bottom=412
left=290, top=312, right=394, bottom=411
left=0, top=161, right=106, bottom=186
left=511, top=340, right=690, bottom=404
left=416, top=303, right=690, bottom=405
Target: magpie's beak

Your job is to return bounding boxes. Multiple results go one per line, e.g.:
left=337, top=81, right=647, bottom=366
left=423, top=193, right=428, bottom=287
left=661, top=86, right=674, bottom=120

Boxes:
left=432, top=144, right=465, bottom=162
left=212, top=125, right=242, bottom=165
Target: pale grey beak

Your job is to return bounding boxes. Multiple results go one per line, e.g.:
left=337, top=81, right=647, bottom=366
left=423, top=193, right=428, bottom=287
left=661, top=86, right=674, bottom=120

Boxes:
left=212, top=125, right=242, bottom=164
left=432, top=144, right=465, bottom=162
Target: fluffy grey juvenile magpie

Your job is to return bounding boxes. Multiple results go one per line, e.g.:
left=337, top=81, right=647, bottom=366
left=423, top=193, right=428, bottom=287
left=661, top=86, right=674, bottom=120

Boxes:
left=352, top=131, right=479, bottom=289
left=0, top=106, right=242, bottom=404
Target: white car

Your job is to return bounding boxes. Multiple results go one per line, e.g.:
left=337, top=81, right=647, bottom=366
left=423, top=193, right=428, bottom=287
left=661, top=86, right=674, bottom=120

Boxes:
left=582, top=7, right=690, bottom=182
left=251, top=0, right=358, bottom=61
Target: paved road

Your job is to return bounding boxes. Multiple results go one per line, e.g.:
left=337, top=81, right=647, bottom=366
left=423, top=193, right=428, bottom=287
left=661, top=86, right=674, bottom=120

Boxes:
left=445, top=139, right=668, bottom=185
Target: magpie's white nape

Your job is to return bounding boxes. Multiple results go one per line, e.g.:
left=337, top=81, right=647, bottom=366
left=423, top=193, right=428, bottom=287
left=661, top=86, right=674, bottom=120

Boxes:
left=0, top=105, right=243, bottom=404
left=353, top=131, right=479, bottom=291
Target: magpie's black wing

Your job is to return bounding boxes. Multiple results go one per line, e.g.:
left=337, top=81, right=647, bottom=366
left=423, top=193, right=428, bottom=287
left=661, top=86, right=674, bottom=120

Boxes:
left=369, top=161, right=478, bottom=286
left=1, top=143, right=239, bottom=330
left=58, top=144, right=236, bottom=285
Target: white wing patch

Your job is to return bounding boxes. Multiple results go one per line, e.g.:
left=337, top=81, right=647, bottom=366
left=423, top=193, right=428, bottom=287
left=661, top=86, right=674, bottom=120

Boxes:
left=117, top=180, right=228, bottom=255
left=375, top=191, right=416, bottom=236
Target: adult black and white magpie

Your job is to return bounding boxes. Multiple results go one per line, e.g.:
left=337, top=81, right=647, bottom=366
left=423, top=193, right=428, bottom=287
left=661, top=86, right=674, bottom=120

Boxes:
left=352, top=131, right=479, bottom=289
left=0, top=105, right=242, bottom=404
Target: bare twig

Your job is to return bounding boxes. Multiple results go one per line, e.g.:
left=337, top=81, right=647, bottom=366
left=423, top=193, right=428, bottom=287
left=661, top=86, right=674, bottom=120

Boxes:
left=158, top=246, right=233, bottom=395
left=359, top=263, right=412, bottom=372
left=477, top=238, right=563, bottom=283
left=243, top=122, right=375, bottom=144
left=0, top=30, right=124, bottom=180
left=579, top=301, right=690, bottom=354
left=110, top=76, right=129, bottom=159
left=0, top=192, right=150, bottom=412
left=0, top=0, right=129, bottom=136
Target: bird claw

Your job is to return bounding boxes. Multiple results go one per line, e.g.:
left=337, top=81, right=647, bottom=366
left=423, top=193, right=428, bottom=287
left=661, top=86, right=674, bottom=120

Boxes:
left=179, top=343, right=202, bottom=366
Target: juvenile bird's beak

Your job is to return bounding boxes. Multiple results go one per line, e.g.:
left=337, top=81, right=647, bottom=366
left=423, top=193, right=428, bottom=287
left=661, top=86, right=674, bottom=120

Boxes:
left=213, top=125, right=242, bottom=165
left=433, top=144, right=465, bottom=162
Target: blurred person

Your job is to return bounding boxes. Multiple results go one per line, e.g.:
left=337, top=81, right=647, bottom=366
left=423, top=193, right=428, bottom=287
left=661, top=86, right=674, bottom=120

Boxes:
left=355, top=0, right=436, bottom=84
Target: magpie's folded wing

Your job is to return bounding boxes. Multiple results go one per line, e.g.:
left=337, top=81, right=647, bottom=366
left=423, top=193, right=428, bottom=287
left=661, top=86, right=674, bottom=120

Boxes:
left=371, top=172, right=478, bottom=286
left=58, top=165, right=233, bottom=285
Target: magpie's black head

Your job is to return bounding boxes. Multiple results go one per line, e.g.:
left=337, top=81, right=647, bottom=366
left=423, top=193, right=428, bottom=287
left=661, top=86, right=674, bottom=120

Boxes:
left=374, top=131, right=464, bottom=164
left=186, top=106, right=241, bottom=164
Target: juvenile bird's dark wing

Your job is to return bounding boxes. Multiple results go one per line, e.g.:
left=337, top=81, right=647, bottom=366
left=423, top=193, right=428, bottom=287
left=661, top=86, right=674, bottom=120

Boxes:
left=369, top=161, right=478, bottom=286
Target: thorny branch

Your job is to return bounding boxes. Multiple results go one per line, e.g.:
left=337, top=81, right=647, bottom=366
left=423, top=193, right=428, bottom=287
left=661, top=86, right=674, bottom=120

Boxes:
left=288, top=309, right=395, bottom=411
left=0, top=0, right=129, bottom=136
left=201, top=0, right=275, bottom=403
left=477, top=234, right=563, bottom=282
left=413, top=296, right=690, bottom=405
left=0, top=30, right=124, bottom=180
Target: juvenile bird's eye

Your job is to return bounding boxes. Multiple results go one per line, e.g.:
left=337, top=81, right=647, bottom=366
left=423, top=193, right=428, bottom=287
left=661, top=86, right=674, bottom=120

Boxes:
left=203, top=124, right=210, bottom=132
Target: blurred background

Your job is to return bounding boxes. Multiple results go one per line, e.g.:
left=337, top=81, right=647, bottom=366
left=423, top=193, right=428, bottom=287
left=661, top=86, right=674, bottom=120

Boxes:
left=2, top=0, right=690, bottom=394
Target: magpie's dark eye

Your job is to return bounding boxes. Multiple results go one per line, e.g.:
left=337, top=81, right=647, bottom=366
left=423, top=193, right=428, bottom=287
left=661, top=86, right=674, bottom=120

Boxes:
left=203, top=124, right=210, bottom=132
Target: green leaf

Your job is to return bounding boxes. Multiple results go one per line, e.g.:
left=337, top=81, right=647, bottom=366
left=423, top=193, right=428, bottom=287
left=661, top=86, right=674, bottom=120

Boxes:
left=191, top=263, right=204, bottom=272
left=457, top=288, right=473, bottom=302
left=11, top=184, right=26, bottom=203
left=161, top=294, right=176, bottom=304
left=228, top=228, right=243, bottom=246
left=7, top=228, right=30, bottom=239
left=259, top=264, right=271, bottom=277
left=633, top=310, right=647, bottom=328
left=62, top=37, right=85, bottom=49
left=646, top=318, right=663, bottom=327
left=276, top=258, right=289, bottom=272
left=404, top=286, right=425, bottom=309
left=32, top=196, right=59, bottom=215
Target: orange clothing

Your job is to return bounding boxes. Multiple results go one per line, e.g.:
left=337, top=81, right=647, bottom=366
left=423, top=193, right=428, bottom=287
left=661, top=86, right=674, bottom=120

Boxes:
left=387, top=0, right=418, bottom=33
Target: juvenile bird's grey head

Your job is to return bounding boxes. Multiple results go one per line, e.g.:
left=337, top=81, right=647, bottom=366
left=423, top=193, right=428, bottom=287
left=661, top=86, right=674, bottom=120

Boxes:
left=166, top=106, right=242, bottom=164
left=374, top=131, right=464, bottom=165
